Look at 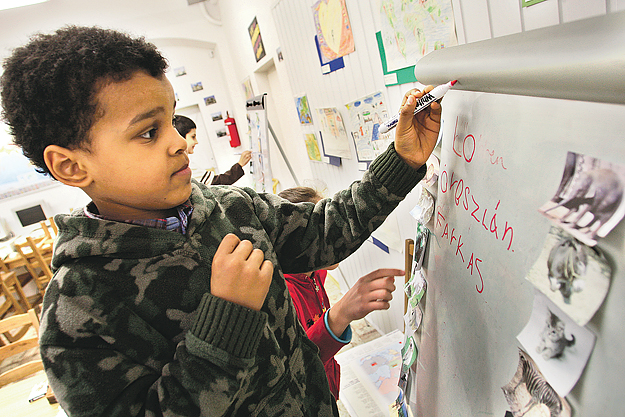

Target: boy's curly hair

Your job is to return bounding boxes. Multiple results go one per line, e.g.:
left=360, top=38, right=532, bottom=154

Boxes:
left=0, top=26, right=169, bottom=177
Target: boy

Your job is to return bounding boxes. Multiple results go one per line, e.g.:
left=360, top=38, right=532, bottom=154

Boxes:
left=173, top=114, right=252, bottom=185
left=0, top=26, right=441, bottom=416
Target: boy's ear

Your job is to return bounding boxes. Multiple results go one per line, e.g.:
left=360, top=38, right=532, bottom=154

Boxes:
left=43, top=145, right=92, bottom=188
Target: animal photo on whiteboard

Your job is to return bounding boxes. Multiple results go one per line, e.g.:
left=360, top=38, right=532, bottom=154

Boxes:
left=516, top=293, right=596, bottom=398
left=539, top=151, right=625, bottom=246
left=525, top=226, right=611, bottom=326
left=501, top=348, right=571, bottom=417
left=536, top=310, right=576, bottom=361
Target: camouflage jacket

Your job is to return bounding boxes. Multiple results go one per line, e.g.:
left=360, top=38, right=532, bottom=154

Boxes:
left=40, top=145, right=426, bottom=416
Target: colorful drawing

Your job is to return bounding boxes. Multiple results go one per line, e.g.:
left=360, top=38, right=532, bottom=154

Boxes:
left=378, top=0, right=457, bottom=72
left=312, top=0, right=355, bottom=62
left=316, top=107, right=351, bottom=159
left=304, top=133, right=322, bottom=161
left=295, top=95, right=313, bottom=125
left=345, top=91, right=391, bottom=161
left=242, top=78, right=254, bottom=100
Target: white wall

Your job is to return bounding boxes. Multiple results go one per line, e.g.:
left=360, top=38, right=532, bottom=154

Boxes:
left=215, top=0, right=624, bottom=335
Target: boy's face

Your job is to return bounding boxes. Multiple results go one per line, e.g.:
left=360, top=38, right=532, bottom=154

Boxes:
left=78, top=71, right=191, bottom=220
left=185, top=128, right=198, bottom=154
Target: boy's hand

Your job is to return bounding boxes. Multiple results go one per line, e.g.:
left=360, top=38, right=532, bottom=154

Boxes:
left=394, top=86, right=442, bottom=169
left=211, top=233, right=273, bottom=311
left=327, top=268, right=403, bottom=337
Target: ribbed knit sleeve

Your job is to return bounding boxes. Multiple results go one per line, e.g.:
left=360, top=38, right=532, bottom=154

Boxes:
left=369, top=143, right=427, bottom=196
left=190, top=293, right=267, bottom=359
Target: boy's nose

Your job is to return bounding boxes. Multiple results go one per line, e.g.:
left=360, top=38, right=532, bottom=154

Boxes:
left=170, top=127, right=188, bottom=155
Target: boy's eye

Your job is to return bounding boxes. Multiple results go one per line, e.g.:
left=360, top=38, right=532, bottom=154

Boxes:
left=139, top=128, right=158, bottom=140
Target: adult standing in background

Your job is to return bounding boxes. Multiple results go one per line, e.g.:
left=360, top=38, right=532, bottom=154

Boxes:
left=174, top=114, right=251, bottom=185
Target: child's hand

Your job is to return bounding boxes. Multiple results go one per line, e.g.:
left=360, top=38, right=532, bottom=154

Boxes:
left=211, top=233, right=273, bottom=311
left=394, top=86, right=442, bottom=169
left=327, top=268, right=403, bottom=336
left=238, top=150, right=252, bottom=167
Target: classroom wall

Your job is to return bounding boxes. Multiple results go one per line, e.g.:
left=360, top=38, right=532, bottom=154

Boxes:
left=214, top=0, right=624, bottom=339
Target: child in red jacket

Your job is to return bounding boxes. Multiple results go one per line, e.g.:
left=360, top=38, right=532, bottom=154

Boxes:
left=278, top=187, right=404, bottom=400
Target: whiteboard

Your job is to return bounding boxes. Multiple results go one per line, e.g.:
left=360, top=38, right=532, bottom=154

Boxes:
left=414, top=12, right=625, bottom=417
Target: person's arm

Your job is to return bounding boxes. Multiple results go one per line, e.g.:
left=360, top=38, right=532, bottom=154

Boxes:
left=326, top=268, right=403, bottom=337
left=211, top=162, right=244, bottom=185
left=211, top=151, right=251, bottom=185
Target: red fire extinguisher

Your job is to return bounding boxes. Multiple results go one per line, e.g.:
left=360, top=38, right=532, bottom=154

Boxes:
left=224, top=112, right=241, bottom=148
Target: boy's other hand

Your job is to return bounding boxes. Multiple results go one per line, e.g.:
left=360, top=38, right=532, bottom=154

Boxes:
left=394, top=86, right=442, bottom=169
left=327, top=268, right=403, bottom=337
left=211, top=233, right=273, bottom=311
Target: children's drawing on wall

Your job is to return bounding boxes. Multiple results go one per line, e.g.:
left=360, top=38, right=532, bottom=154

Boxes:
left=312, top=0, right=355, bottom=62
left=516, top=293, right=596, bottom=398
left=345, top=91, right=391, bottom=161
left=377, top=0, right=457, bottom=72
left=203, top=95, right=216, bottom=106
left=525, top=226, right=610, bottom=326
left=539, top=151, right=625, bottom=246
left=191, top=81, right=203, bottom=92
left=295, top=95, right=313, bottom=125
left=304, top=133, right=322, bottom=161
left=242, top=77, right=254, bottom=100
left=316, top=107, right=351, bottom=159
left=502, top=348, right=571, bottom=417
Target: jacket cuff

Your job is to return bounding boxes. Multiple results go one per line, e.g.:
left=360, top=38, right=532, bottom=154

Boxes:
left=191, top=293, right=267, bottom=359
left=369, top=143, right=427, bottom=197
left=324, top=309, right=352, bottom=344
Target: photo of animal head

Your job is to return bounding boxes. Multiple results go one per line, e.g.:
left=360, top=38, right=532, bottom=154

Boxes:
left=536, top=310, right=576, bottom=360
left=547, top=237, right=587, bottom=303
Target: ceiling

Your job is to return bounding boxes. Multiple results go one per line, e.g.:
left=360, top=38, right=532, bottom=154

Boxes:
left=0, top=0, right=221, bottom=56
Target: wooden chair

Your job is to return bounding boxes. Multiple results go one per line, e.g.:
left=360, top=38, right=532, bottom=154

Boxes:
left=13, top=237, right=53, bottom=297
left=0, top=270, right=32, bottom=317
left=46, top=217, right=58, bottom=236
left=0, top=308, right=43, bottom=388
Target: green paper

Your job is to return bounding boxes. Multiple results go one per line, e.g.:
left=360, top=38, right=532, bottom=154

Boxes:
left=522, top=0, right=548, bottom=7
left=375, top=32, right=417, bottom=86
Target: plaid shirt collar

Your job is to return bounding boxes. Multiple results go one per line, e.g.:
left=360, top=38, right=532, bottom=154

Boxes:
left=84, top=200, right=194, bottom=234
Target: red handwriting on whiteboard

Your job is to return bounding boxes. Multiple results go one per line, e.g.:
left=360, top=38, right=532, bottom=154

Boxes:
left=487, top=148, right=507, bottom=169
left=452, top=117, right=475, bottom=163
left=436, top=209, right=484, bottom=293
left=439, top=168, right=515, bottom=252
left=453, top=116, right=507, bottom=170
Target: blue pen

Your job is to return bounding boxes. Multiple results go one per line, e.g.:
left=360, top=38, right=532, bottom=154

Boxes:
left=379, top=80, right=457, bottom=134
